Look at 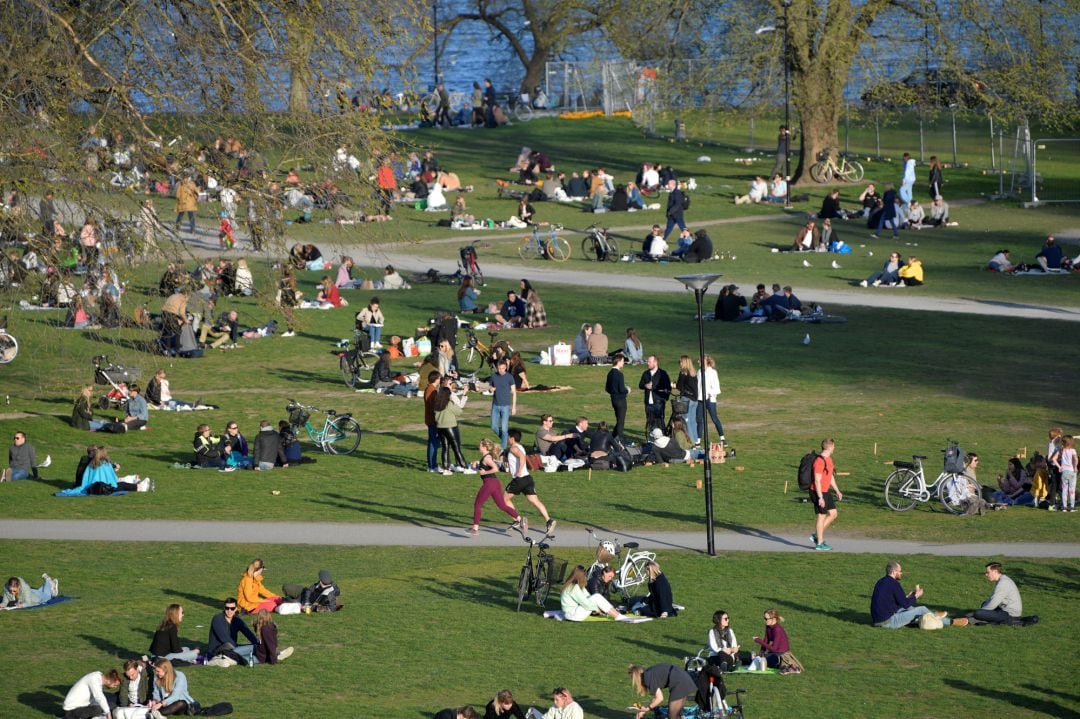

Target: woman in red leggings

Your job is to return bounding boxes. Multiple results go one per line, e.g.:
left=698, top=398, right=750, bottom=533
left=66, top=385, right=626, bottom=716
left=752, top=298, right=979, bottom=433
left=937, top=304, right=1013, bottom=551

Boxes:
left=469, top=438, right=523, bottom=536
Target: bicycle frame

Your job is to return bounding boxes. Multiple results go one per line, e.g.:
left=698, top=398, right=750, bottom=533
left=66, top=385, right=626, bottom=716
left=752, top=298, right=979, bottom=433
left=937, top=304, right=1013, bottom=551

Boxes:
left=587, top=531, right=656, bottom=603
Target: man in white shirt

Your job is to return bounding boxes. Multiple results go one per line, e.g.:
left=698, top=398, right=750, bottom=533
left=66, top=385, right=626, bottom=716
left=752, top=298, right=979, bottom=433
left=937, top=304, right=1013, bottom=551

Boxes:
left=529, top=687, right=584, bottom=719
left=62, top=669, right=121, bottom=719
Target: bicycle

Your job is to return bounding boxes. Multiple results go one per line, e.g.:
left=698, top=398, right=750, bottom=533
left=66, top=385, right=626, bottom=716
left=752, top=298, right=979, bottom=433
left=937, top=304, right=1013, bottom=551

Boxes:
left=581, top=224, right=620, bottom=262
left=0, top=318, right=18, bottom=365
left=516, top=536, right=566, bottom=611
left=338, top=331, right=380, bottom=388
left=286, top=399, right=362, bottom=455
left=518, top=226, right=570, bottom=262
left=586, top=530, right=656, bottom=607
left=458, top=328, right=511, bottom=372
left=505, top=93, right=534, bottom=122
left=883, top=448, right=969, bottom=515
left=809, top=150, right=864, bottom=183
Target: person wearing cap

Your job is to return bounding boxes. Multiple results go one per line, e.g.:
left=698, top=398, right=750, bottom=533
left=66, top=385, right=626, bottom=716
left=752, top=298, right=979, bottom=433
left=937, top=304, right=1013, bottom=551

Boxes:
left=282, top=570, right=341, bottom=612
left=645, top=427, right=691, bottom=466
left=715, top=285, right=749, bottom=322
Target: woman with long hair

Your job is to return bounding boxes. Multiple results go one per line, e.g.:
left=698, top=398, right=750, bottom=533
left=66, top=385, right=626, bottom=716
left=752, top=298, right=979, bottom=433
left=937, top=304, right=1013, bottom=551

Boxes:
left=676, top=356, right=699, bottom=446
left=560, top=564, right=623, bottom=621
left=641, top=561, right=677, bottom=618
left=697, top=355, right=724, bottom=442
left=457, top=275, right=481, bottom=314
left=236, top=558, right=282, bottom=614
left=253, top=608, right=294, bottom=664
left=520, top=279, right=546, bottom=328
left=484, top=689, right=526, bottom=719
left=469, top=438, right=521, bottom=537
left=149, top=604, right=201, bottom=664
left=707, top=609, right=747, bottom=671
left=752, top=608, right=791, bottom=670
left=316, top=275, right=346, bottom=308
left=628, top=662, right=698, bottom=719
left=624, top=327, right=644, bottom=364
left=572, top=323, right=592, bottom=364
left=149, top=659, right=196, bottom=716
left=433, top=381, right=469, bottom=475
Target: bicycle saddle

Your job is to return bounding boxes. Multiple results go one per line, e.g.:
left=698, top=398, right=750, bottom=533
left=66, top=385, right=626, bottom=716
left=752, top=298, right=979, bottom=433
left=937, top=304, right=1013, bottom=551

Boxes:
left=623, top=541, right=639, bottom=549
left=893, top=460, right=915, bottom=469
left=538, top=542, right=550, bottom=551
left=914, top=454, right=928, bottom=459
left=326, top=409, right=337, bottom=416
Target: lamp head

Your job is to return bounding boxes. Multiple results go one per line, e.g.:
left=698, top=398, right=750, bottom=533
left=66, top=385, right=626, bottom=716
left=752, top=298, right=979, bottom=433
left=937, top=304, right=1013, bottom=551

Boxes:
left=675, top=273, right=722, bottom=292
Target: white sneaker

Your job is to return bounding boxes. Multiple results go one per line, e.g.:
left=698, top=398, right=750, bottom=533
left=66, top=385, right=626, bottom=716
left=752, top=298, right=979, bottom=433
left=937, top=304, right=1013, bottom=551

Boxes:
left=207, top=655, right=236, bottom=668
left=872, top=279, right=881, bottom=287
left=440, top=469, right=453, bottom=476
left=277, top=646, right=294, bottom=661
left=461, top=467, right=477, bottom=475
left=136, top=478, right=151, bottom=492
left=219, top=466, right=237, bottom=473
left=859, top=280, right=868, bottom=287
left=281, top=331, right=296, bottom=337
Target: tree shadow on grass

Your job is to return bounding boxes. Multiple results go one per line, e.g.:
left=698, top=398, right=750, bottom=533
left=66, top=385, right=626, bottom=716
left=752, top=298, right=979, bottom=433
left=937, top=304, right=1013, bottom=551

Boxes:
left=272, top=368, right=342, bottom=387
left=306, top=493, right=462, bottom=527
left=757, top=595, right=870, bottom=627
left=607, top=502, right=700, bottom=525
left=167, top=588, right=228, bottom=610
left=1021, top=684, right=1080, bottom=705
left=79, top=632, right=134, bottom=659
left=577, top=696, right=630, bottom=719
left=421, top=574, right=516, bottom=609
left=18, top=687, right=67, bottom=715
left=945, top=679, right=1080, bottom=719
left=1006, top=564, right=1080, bottom=596
left=614, top=634, right=691, bottom=662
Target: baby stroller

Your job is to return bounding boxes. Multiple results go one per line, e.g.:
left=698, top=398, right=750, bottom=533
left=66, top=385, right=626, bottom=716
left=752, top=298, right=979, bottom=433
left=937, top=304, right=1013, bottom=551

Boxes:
left=93, top=355, right=141, bottom=409
left=457, top=243, right=484, bottom=286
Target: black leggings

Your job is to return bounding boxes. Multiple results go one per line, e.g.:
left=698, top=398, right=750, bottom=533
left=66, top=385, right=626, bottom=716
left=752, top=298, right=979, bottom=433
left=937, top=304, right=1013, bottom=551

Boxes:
left=159, top=700, right=190, bottom=715
left=438, top=427, right=466, bottom=469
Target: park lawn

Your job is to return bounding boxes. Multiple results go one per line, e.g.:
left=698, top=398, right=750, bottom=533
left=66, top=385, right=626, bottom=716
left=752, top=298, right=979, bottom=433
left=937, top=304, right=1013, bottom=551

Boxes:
left=2, top=268, right=1078, bottom=544
left=0, top=541, right=1076, bottom=719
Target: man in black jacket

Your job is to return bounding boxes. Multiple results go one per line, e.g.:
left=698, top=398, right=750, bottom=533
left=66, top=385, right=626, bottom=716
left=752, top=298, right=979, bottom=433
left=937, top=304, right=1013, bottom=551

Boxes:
left=662, top=179, right=687, bottom=239
left=604, top=354, right=629, bottom=440
left=639, top=355, right=672, bottom=436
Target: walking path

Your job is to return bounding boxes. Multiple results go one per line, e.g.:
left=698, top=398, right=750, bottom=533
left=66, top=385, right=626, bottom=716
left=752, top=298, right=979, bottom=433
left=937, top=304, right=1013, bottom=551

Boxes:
left=3, top=519, right=1078, bottom=558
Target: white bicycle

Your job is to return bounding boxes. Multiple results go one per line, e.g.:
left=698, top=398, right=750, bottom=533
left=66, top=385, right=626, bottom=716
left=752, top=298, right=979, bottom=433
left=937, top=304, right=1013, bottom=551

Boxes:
left=586, top=530, right=655, bottom=605
left=0, top=320, right=17, bottom=364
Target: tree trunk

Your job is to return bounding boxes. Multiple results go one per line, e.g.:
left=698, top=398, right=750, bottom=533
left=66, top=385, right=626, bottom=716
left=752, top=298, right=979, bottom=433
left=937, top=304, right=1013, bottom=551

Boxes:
left=794, top=92, right=842, bottom=184
left=286, top=10, right=315, bottom=115
left=520, top=53, right=549, bottom=98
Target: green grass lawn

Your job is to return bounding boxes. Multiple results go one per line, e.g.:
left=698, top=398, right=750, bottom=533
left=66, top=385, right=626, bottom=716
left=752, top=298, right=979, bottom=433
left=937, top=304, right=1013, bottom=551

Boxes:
left=1, top=542, right=1076, bottom=719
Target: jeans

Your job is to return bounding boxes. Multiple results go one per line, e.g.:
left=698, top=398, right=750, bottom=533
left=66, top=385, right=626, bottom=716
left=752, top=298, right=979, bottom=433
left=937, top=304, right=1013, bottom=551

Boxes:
left=367, top=325, right=383, bottom=345
left=491, top=404, right=511, bottom=448
left=663, top=215, right=688, bottom=240
left=900, top=181, right=913, bottom=205
left=88, top=419, right=107, bottom=431
left=701, top=400, right=724, bottom=439
left=684, top=400, right=700, bottom=444
left=257, top=461, right=275, bottom=470
left=306, top=258, right=327, bottom=271
left=26, top=580, right=54, bottom=605
left=158, top=648, right=201, bottom=663
left=10, top=468, right=31, bottom=481
left=426, top=425, right=439, bottom=470
left=174, top=211, right=195, bottom=233
left=971, top=608, right=1014, bottom=625
left=876, top=605, right=953, bottom=629
left=876, top=211, right=899, bottom=237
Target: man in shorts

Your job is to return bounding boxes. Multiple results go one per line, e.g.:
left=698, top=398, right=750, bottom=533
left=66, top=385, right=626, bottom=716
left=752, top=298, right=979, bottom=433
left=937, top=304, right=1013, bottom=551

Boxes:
left=810, top=438, right=842, bottom=551
left=504, top=428, right=556, bottom=537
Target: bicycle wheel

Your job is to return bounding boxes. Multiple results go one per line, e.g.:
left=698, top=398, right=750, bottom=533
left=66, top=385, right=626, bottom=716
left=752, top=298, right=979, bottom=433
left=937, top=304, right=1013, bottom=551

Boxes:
left=516, top=564, right=532, bottom=611
left=534, top=556, right=553, bottom=607
left=458, top=344, right=484, bottom=372
left=581, top=237, right=599, bottom=261
left=604, top=237, right=620, bottom=260
left=340, top=355, right=359, bottom=388
left=618, top=551, right=654, bottom=604
left=354, top=353, right=378, bottom=384
left=325, top=416, right=362, bottom=455
left=938, top=473, right=968, bottom=515
left=0, top=333, right=18, bottom=364
left=546, top=237, right=570, bottom=262
left=883, top=468, right=920, bottom=511
left=514, top=104, right=534, bottom=122
left=809, top=161, right=828, bottom=184
left=517, top=237, right=535, bottom=260
left=840, top=159, right=865, bottom=182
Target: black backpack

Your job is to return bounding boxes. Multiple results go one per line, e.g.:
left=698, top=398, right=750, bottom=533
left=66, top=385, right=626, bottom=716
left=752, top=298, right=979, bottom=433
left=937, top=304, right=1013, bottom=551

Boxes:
left=797, top=451, right=820, bottom=490
left=682, top=192, right=691, bottom=211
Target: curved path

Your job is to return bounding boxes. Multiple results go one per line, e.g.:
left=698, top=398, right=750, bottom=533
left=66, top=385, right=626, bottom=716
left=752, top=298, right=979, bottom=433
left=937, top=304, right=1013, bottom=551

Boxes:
left=2, top=519, right=1078, bottom=558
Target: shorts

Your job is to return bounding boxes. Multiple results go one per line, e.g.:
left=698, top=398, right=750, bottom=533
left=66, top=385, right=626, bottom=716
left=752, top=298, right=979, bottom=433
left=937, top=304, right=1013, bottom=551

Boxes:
left=506, top=473, right=536, bottom=496
left=811, top=490, right=837, bottom=514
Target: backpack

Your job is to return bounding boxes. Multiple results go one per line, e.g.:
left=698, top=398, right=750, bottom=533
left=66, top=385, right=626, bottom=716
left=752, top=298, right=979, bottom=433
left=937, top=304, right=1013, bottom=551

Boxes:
left=797, top=451, right=820, bottom=490
left=943, top=440, right=965, bottom=474
left=682, top=192, right=691, bottom=211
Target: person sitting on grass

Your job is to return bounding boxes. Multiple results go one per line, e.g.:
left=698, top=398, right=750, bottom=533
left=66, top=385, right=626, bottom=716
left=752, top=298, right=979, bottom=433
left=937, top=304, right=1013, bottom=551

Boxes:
left=3, top=573, right=59, bottom=608
left=629, top=663, right=698, bottom=719
left=198, top=310, right=240, bottom=350
left=149, top=603, right=201, bottom=665
left=752, top=609, right=803, bottom=673
left=282, top=569, right=341, bottom=612
left=860, top=252, right=905, bottom=287
left=116, top=658, right=151, bottom=718
left=4, top=430, right=41, bottom=482
left=734, top=176, right=769, bottom=205
left=766, top=173, right=787, bottom=204
left=316, top=276, right=347, bottom=308
left=560, top=564, right=624, bottom=621
left=61, top=668, right=121, bottom=719
left=206, top=597, right=258, bottom=667
left=1035, top=235, right=1065, bottom=272
left=899, top=255, right=924, bottom=286
left=485, top=689, right=528, bottom=719
left=252, top=609, right=294, bottom=664
left=869, top=560, right=965, bottom=628
left=987, top=249, right=1017, bottom=273
left=681, top=229, right=714, bottom=264
left=253, top=420, right=288, bottom=470
left=495, top=290, right=527, bottom=328
left=149, top=658, right=197, bottom=716
left=645, top=427, right=691, bottom=467
left=961, top=562, right=1033, bottom=626
left=192, top=424, right=232, bottom=470
left=925, top=196, right=950, bottom=227
left=434, top=707, right=479, bottom=719
left=237, top=558, right=282, bottom=614
left=60, top=446, right=145, bottom=496
left=791, top=219, right=821, bottom=252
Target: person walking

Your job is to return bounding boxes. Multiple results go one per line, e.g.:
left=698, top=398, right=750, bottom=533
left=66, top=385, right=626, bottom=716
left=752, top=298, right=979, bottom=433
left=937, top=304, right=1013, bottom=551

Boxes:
left=662, top=179, right=687, bottom=240
left=638, top=355, right=671, bottom=437
left=899, top=152, right=916, bottom=208
left=605, top=354, right=629, bottom=440
left=489, top=358, right=516, bottom=449
left=810, top=438, right=843, bottom=551
left=435, top=83, right=451, bottom=127
left=174, top=175, right=198, bottom=234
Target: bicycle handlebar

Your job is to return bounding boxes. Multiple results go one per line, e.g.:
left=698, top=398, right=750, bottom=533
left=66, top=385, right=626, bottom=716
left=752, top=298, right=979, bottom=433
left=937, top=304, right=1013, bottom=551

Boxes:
left=286, top=398, right=336, bottom=415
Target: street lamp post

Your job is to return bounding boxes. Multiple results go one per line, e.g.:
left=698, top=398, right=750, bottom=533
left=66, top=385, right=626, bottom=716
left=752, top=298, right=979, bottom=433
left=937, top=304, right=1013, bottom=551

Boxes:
left=782, top=0, right=791, bottom=208
left=675, top=273, right=721, bottom=556
left=433, top=3, right=439, bottom=88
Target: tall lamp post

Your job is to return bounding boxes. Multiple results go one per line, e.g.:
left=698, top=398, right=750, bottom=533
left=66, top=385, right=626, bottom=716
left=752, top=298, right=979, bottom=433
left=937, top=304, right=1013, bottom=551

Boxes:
left=433, top=3, right=439, bottom=88
left=782, top=0, right=792, bottom=208
left=675, top=273, right=722, bottom=556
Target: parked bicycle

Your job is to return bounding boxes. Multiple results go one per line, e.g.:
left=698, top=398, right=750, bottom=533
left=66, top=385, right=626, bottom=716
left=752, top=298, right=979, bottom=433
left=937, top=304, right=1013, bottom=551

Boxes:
left=0, top=318, right=18, bottom=365
left=586, top=529, right=656, bottom=606
left=458, top=328, right=511, bottom=372
left=504, top=93, right=534, bottom=122
left=516, top=536, right=566, bottom=611
left=518, top=226, right=570, bottom=262
left=286, top=399, right=361, bottom=455
left=338, top=331, right=380, bottom=388
left=581, top=224, right=619, bottom=262
left=457, top=243, right=484, bottom=286
left=809, top=150, right=864, bottom=183
left=883, top=445, right=968, bottom=514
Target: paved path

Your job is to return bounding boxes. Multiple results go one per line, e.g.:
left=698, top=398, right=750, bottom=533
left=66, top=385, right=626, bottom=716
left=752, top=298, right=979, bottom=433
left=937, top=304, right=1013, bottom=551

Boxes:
left=3, top=519, right=1078, bottom=558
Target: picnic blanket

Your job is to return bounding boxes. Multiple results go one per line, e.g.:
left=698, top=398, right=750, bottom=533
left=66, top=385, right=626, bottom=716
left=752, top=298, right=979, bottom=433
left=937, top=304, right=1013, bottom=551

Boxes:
left=542, top=610, right=653, bottom=623
left=2, top=595, right=76, bottom=611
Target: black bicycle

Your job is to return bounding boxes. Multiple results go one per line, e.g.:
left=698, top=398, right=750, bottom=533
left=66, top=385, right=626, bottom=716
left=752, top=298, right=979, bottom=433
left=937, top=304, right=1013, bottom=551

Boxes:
left=338, top=330, right=379, bottom=388
left=581, top=224, right=619, bottom=262
left=515, top=537, right=566, bottom=611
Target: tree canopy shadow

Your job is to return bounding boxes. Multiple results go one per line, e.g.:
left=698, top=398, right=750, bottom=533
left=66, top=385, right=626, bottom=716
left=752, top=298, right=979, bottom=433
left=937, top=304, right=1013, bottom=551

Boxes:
left=18, top=686, right=68, bottom=715
left=944, top=678, right=1080, bottom=719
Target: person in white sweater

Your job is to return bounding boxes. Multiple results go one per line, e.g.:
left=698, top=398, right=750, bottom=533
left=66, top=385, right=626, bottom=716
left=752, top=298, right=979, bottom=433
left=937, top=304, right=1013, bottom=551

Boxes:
left=62, top=669, right=121, bottom=719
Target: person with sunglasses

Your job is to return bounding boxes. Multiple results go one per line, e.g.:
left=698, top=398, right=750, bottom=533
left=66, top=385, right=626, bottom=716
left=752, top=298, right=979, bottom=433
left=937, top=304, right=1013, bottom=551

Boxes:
left=205, top=598, right=258, bottom=667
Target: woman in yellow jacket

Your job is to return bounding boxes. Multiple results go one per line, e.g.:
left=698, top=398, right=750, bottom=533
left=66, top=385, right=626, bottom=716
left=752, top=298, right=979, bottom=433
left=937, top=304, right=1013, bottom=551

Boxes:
left=237, top=559, right=281, bottom=614
left=899, top=256, right=924, bottom=286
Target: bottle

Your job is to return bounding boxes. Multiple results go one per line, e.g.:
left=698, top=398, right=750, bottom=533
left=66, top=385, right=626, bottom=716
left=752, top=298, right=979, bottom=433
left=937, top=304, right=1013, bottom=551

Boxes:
left=247, top=653, right=255, bottom=667
left=150, top=477, right=155, bottom=492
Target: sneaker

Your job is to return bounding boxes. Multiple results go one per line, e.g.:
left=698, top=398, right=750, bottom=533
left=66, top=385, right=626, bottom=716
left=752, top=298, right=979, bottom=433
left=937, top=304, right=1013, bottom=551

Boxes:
left=933, top=610, right=948, bottom=618
left=440, top=468, right=453, bottom=476
left=951, top=617, right=969, bottom=627
left=815, top=542, right=832, bottom=551
left=460, top=467, right=477, bottom=475
left=859, top=280, right=868, bottom=287
left=206, top=655, right=235, bottom=668
left=277, top=646, right=294, bottom=661
left=281, top=331, right=296, bottom=337
left=872, top=279, right=881, bottom=287
left=810, top=533, right=817, bottom=545
left=1048, top=505, right=1057, bottom=512
left=870, top=233, right=880, bottom=239
left=467, top=526, right=478, bottom=536
left=545, top=519, right=557, bottom=536
left=0, top=468, right=7, bottom=483
left=136, top=478, right=151, bottom=492
left=220, top=466, right=237, bottom=473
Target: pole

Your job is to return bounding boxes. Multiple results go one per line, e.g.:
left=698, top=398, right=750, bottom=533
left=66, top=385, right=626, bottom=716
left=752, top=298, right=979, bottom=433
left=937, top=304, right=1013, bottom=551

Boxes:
left=950, top=107, right=958, bottom=166
left=989, top=115, right=996, bottom=171
left=918, top=113, right=925, bottom=162
left=843, top=103, right=849, bottom=157
left=998, top=127, right=1004, bottom=196
left=695, top=287, right=715, bottom=556
left=433, top=3, right=439, bottom=88
left=782, top=0, right=790, bottom=208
